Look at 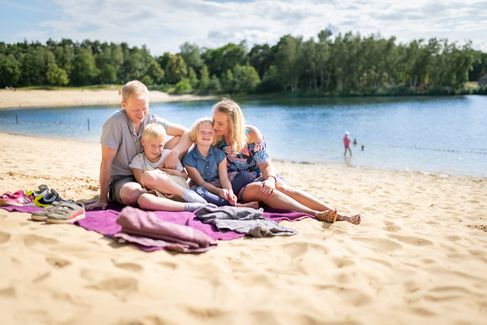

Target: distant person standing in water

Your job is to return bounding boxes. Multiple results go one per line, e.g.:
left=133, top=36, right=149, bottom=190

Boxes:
left=353, top=138, right=357, bottom=146
left=343, top=131, right=352, bottom=157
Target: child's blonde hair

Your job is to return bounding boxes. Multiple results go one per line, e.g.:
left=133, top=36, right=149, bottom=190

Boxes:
left=212, top=99, right=246, bottom=152
left=121, top=80, right=149, bottom=102
left=142, top=123, right=166, bottom=142
left=190, top=117, right=214, bottom=143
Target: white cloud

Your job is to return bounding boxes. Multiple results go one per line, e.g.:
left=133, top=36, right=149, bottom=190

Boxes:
left=4, top=0, right=487, bottom=53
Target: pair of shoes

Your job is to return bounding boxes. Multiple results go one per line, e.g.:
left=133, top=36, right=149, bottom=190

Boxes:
left=31, top=201, right=85, bottom=223
left=0, top=190, right=33, bottom=206
left=315, top=208, right=338, bottom=223
left=28, top=185, right=64, bottom=207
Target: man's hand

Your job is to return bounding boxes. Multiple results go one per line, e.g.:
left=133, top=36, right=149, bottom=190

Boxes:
left=85, top=198, right=108, bottom=210
left=162, top=150, right=180, bottom=169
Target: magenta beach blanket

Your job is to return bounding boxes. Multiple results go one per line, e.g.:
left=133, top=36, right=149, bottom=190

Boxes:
left=2, top=204, right=311, bottom=252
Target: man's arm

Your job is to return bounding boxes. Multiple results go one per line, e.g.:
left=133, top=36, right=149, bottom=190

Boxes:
left=164, top=123, right=192, bottom=168
left=86, top=145, right=116, bottom=210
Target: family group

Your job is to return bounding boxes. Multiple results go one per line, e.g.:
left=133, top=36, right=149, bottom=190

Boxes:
left=86, top=80, right=360, bottom=225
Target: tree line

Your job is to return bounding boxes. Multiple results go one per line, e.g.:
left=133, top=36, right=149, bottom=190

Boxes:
left=1, top=29, right=486, bottom=95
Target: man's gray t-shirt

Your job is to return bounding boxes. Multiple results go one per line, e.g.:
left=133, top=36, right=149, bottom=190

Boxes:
left=100, top=109, right=170, bottom=179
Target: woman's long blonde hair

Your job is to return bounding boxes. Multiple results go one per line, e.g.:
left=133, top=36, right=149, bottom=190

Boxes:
left=212, top=99, right=247, bottom=153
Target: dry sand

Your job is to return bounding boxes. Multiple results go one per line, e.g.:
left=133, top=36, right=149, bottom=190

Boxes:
left=1, top=131, right=486, bottom=324
left=0, top=88, right=213, bottom=109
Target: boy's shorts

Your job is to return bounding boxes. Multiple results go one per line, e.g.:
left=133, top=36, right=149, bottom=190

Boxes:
left=108, top=175, right=137, bottom=205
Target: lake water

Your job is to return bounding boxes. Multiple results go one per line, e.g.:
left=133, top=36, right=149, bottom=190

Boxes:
left=1, top=95, right=486, bottom=177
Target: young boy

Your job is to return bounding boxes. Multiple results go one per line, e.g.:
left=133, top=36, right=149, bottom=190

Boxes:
left=183, top=117, right=258, bottom=208
left=129, top=123, right=207, bottom=206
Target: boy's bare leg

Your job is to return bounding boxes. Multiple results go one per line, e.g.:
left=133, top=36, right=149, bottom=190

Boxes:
left=137, top=193, right=186, bottom=211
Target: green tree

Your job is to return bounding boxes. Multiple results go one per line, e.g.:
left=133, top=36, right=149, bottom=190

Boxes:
left=198, top=65, right=210, bottom=93
left=232, top=64, right=260, bottom=93
left=174, top=78, right=192, bottom=94
left=0, top=54, right=20, bottom=87
left=46, top=64, right=69, bottom=86
left=179, top=42, right=203, bottom=71
left=165, top=54, right=188, bottom=84
left=208, top=75, right=222, bottom=93
left=274, top=35, right=302, bottom=92
left=71, top=48, right=99, bottom=85
left=99, top=64, right=117, bottom=84
left=202, top=42, right=247, bottom=77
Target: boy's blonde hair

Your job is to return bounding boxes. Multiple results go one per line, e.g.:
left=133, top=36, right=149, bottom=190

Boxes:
left=121, top=80, right=149, bottom=102
left=142, top=123, right=166, bottom=142
left=190, top=117, right=214, bottom=142
left=212, top=99, right=246, bottom=153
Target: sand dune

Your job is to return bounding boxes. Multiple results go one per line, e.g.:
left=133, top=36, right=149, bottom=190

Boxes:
left=1, top=132, right=486, bottom=324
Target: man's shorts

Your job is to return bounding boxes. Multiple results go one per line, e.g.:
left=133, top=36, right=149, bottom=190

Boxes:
left=108, top=175, right=137, bottom=205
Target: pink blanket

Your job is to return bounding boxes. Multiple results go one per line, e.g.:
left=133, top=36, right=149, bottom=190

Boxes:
left=2, top=204, right=312, bottom=252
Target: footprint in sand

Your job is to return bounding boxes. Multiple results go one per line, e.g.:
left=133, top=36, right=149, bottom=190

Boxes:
left=353, top=236, right=402, bottom=252
left=45, top=256, right=71, bottom=268
left=279, top=241, right=330, bottom=258
left=112, top=259, right=143, bottom=272
left=0, top=231, right=11, bottom=244
left=158, top=261, right=178, bottom=270
left=383, top=220, right=401, bottom=232
left=23, top=234, right=59, bottom=246
left=409, top=306, right=436, bottom=317
left=0, top=286, right=16, bottom=298
left=444, top=235, right=462, bottom=241
left=89, top=277, right=138, bottom=294
left=388, top=234, right=433, bottom=246
left=331, top=256, right=355, bottom=268
left=330, top=286, right=372, bottom=307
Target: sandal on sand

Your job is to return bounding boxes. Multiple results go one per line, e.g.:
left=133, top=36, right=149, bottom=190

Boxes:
left=45, top=201, right=85, bottom=224
left=315, top=209, right=338, bottom=223
left=31, top=208, right=49, bottom=221
left=0, top=190, right=33, bottom=206
left=34, top=188, right=64, bottom=207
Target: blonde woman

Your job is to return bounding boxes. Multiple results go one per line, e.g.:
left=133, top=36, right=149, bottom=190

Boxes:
left=212, top=99, right=361, bottom=224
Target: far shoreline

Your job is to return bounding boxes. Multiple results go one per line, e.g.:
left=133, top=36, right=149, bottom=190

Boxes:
left=0, top=88, right=215, bottom=110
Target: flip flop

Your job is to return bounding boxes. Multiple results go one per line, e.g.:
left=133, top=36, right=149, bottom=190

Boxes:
left=45, top=201, right=85, bottom=224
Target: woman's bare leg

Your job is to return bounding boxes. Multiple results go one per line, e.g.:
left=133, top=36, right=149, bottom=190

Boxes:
left=275, top=181, right=334, bottom=211
left=236, top=201, right=259, bottom=209
left=240, top=183, right=318, bottom=216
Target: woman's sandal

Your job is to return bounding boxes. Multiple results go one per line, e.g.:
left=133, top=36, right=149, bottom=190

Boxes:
left=315, top=208, right=338, bottom=223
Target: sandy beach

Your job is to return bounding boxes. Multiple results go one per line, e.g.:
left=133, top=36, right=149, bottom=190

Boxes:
left=0, top=88, right=213, bottom=109
left=1, top=130, right=486, bottom=324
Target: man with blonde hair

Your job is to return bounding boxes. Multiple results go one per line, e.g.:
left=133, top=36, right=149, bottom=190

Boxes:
left=86, top=80, right=193, bottom=210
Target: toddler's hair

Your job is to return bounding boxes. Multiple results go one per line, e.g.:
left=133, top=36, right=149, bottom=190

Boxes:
left=190, top=117, right=214, bottom=142
left=121, top=80, right=149, bottom=102
left=142, top=123, right=166, bottom=142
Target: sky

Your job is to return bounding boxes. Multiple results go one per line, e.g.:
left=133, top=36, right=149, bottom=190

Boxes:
left=1, top=0, right=487, bottom=55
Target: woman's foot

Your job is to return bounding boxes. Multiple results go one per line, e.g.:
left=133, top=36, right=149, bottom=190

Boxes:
left=315, top=209, right=337, bottom=223
left=337, top=213, right=361, bottom=225
left=236, top=201, right=260, bottom=209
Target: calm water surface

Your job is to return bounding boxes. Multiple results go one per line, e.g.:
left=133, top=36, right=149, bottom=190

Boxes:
left=1, top=95, right=486, bottom=177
